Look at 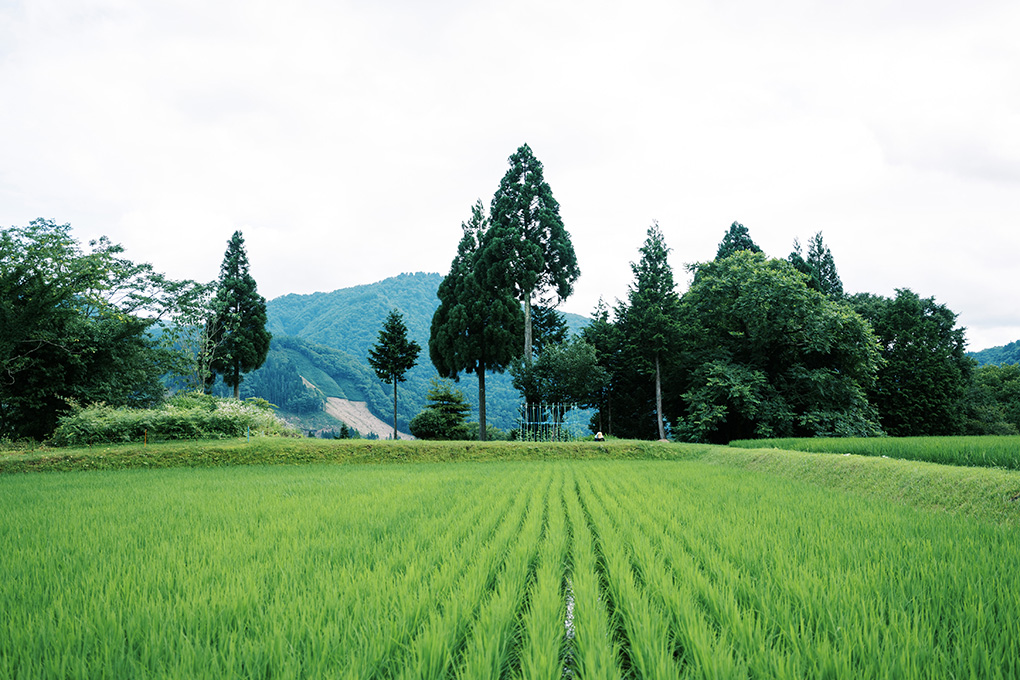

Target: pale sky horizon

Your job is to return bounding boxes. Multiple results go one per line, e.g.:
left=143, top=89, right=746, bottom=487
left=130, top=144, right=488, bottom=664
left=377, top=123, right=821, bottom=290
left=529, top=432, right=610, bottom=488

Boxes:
left=2, top=0, right=1018, bottom=351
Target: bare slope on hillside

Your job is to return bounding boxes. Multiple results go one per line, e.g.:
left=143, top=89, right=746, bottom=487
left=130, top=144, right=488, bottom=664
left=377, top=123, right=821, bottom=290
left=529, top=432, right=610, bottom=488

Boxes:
left=324, top=397, right=413, bottom=440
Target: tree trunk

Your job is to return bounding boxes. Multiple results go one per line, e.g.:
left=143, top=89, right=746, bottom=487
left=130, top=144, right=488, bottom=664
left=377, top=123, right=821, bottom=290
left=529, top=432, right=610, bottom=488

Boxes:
left=655, top=354, right=665, bottom=440
left=392, top=379, right=398, bottom=440
left=523, top=293, right=533, bottom=362
left=233, top=360, right=240, bottom=400
left=478, top=362, right=487, bottom=442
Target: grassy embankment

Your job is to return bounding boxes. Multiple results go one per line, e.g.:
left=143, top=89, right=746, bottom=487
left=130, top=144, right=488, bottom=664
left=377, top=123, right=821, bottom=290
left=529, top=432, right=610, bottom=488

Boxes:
left=3, top=437, right=1019, bottom=525
left=731, top=435, right=1020, bottom=470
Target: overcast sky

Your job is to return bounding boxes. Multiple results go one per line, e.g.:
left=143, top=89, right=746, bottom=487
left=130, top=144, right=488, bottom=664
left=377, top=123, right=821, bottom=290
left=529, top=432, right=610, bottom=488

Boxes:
left=2, top=0, right=1018, bottom=350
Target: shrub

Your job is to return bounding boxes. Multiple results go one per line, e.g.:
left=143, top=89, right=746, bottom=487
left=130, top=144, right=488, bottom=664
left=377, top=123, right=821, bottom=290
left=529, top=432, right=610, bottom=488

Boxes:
left=50, top=393, right=300, bottom=446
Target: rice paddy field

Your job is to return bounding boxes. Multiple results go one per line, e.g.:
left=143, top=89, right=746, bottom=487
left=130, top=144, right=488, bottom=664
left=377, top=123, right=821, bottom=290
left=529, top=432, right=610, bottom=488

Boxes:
left=730, top=435, right=1020, bottom=470
left=3, top=457, right=1020, bottom=679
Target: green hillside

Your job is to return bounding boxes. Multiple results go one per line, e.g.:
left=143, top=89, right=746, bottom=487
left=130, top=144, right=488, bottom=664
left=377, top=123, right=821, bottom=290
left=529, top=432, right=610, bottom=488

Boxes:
left=969, top=340, right=1020, bottom=367
left=245, top=272, right=590, bottom=435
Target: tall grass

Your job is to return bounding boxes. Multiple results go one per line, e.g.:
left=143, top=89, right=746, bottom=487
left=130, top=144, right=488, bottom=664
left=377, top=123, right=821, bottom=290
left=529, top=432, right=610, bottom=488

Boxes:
left=730, top=435, right=1020, bottom=470
left=3, top=460, right=1020, bottom=678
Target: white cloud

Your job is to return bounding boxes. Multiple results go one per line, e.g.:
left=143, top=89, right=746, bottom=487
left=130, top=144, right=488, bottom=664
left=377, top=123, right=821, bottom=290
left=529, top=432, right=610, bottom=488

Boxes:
left=2, top=0, right=1018, bottom=349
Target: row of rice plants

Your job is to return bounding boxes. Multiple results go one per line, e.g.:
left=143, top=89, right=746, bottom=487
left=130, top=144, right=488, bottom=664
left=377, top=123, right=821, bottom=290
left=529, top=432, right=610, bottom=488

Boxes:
left=582, top=460, right=1020, bottom=678
left=0, top=465, right=542, bottom=678
left=5, top=459, right=1020, bottom=678
left=730, top=435, right=1020, bottom=469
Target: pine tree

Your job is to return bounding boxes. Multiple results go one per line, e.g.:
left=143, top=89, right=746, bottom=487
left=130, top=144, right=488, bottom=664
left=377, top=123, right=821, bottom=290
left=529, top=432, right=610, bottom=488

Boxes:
left=482, top=144, right=579, bottom=360
left=790, top=231, right=844, bottom=299
left=430, top=201, right=522, bottom=440
left=619, top=223, right=681, bottom=439
left=715, top=221, right=762, bottom=260
left=368, top=309, right=421, bottom=439
left=207, top=231, right=271, bottom=399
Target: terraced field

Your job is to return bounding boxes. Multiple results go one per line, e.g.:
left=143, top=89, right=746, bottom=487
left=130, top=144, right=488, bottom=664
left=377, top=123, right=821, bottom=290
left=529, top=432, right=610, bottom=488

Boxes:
left=3, top=459, right=1019, bottom=678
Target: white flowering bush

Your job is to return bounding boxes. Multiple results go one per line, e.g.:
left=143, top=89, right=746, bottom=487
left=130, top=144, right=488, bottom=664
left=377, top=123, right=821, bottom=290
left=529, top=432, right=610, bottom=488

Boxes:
left=51, top=393, right=300, bottom=446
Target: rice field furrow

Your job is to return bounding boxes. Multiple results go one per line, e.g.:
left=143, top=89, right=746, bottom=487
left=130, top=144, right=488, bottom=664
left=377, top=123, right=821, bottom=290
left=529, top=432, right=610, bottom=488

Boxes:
left=4, top=459, right=1020, bottom=679
left=562, top=467, right=621, bottom=679
left=516, top=467, right=570, bottom=680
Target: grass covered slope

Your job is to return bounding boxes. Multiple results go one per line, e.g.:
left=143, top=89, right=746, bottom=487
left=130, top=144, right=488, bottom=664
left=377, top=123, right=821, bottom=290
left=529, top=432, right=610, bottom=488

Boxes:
left=3, top=460, right=1019, bottom=678
left=731, top=435, right=1020, bottom=470
left=4, top=437, right=1020, bottom=525
left=0, top=438, right=704, bottom=474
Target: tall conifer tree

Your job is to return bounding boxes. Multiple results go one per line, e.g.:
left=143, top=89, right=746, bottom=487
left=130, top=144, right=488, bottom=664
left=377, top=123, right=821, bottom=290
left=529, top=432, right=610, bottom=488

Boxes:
left=715, top=221, right=762, bottom=260
left=430, top=201, right=522, bottom=440
left=368, top=309, right=421, bottom=440
left=482, top=144, right=579, bottom=360
left=208, top=231, right=271, bottom=399
left=619, top=223, right=681, bottom=439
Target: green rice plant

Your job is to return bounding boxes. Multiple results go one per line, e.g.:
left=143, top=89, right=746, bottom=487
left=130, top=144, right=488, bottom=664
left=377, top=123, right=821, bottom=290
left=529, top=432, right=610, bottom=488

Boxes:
left=3, top=459, right=1020, bottom=679
left=562, top=468, right=621, bottom=679
left=516, top=468, right=570, bottom=680
left=730, top=435, right=1020, bottom=470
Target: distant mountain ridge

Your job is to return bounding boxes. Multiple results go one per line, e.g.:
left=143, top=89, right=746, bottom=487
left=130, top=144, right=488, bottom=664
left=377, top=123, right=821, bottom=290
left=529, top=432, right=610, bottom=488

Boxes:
left=969, top=340, right=1020, bottom=367
left=246, top=272, right=590, bottom=435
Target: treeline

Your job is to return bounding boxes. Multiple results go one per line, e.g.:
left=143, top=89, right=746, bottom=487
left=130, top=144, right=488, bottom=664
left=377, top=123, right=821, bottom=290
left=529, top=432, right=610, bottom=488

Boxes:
left=1, top=220, right=271, bottom=441
left=580, top=224, right=1018, bottom=442
left=428, top=143, right=1019, bottom=443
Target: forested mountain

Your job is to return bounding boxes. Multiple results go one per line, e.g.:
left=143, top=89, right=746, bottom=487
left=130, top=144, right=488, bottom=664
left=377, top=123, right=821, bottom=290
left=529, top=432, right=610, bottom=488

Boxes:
left=969, top=340, right=1020, bottom=367
left=243, top=272, right=589, bottom=434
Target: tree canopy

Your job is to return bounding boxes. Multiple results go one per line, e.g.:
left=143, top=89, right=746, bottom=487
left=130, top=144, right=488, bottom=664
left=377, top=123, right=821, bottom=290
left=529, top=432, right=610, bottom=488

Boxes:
left=850, top=289, right=971, bottom=436
left=617, top=223, right=682, bottom=439
left=677, top=251, right=882, bottom=443
left=0, top=219, right=202, bottom=440
left=208, top=231, right=271, bottom=399
left=368, top=309, right=421, bottom=439
left=482, top=143, right=579, bottom=359
left=715, top=221, right=762, bottom=260
left=429, top=200, right=522, bottom=440
left=789, top=231, right=844, bottom=299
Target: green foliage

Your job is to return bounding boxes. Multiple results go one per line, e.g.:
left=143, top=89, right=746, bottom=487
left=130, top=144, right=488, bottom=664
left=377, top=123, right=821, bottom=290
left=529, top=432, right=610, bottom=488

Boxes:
left=0, top=219, right=205, bottom=440
left=714, top=220, right=762, bottom=260
left=208, top=231, right=272, bottom=398
left=530, top=305, right=568, bottom=355
left=963, top=363, right=1020, bottom=435
left=581, top=298, right=623, bottom=436
left=850, top=289, right=971, bottom=436
left=49, top=392, right=299, bottom=446
left=263, top=273, right=584, bottom=433
left=430, top=202, right=522, bottom=439
left=678, top=251, right=882, bottom=443
left=615, top=223, right=682, bottom=439
left=788, top=231, right=844, bottom=299
left=368, top=309, right=421, bottom=386
left=409, top=379, right=471, bottom=440
left=969, top=339, right=1020, bottom=367
left=483, top=143, right=580, bottom=358
left=511, top=337, right=608, bottom=408
left=369, top=309, right=421, bottom=439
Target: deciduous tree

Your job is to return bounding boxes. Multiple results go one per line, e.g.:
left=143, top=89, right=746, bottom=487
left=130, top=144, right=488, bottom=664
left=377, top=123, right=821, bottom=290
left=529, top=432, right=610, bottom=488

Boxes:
left=0, top=219, right=201, bottom=439
left=678, top=251, right=882, bottom=443
left=850, top=289, right=970, bottom=436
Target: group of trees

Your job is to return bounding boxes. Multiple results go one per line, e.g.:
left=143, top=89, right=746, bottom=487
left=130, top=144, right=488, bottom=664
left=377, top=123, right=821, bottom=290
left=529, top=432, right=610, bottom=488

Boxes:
left=581, top=221, right=1004, bottom=442
left=428, top=144, right=586, bottom=440
left=1, top=220, right=271, bottom=440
